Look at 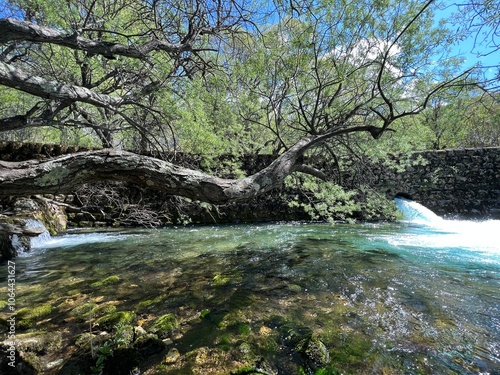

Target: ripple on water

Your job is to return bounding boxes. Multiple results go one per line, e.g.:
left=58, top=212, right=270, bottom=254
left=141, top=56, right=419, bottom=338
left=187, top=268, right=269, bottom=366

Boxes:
left=2, top=221, right=499, bottom=374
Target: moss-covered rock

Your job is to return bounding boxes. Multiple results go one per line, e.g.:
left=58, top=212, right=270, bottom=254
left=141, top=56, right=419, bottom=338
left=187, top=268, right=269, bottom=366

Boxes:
left=148, top=313, right=179, bottom=338
left=13, top=332, right=63, bottom=353
left=91, top=275, right=120, bottom=288
left=134, top=294, right=168, bottom=312
left=74, top=332, right=109, bottom=351
left=164, top=347, right=181, bottom=364
left=95, top=311, right=136, bottom=331
left=212, top=274, right=232, bottom=286
left=70, top=301, right=118, bottom=322
left=16, top=304, right=53, bottom=330
left=296, top=334, right=330, bottom=372
left=70, top=302, right=97, bottom=321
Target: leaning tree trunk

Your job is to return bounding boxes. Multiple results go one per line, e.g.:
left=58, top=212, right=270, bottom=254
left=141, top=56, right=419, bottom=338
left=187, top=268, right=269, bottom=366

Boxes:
left=0, top=138, right=315, bottom=204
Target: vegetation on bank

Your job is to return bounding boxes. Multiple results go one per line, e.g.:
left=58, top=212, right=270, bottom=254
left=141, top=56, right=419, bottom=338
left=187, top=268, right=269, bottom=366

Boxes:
left=0, top=2, right=498, bottom=373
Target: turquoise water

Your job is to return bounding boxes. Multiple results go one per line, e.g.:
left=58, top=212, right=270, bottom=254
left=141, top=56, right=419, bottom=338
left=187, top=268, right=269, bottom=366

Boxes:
left=2, top=216, right=500, bottom=374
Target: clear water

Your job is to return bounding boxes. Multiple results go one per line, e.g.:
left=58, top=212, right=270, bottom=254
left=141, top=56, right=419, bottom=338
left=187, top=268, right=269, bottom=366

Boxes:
left=2, top=214, right=500, bottom=374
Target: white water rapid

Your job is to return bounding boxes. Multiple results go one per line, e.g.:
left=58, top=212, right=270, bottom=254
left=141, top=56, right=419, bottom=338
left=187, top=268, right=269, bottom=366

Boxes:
left=394, top=196, right=443, bottom=224
left=393, top=196, right=500, bottom=255
left=24, top=219, right=52, bottom=249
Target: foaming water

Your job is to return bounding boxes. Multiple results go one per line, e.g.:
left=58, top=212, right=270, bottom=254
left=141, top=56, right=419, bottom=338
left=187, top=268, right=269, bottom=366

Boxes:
left=24, top=230, right=138, bottom=255
left=391, top=198, right=500, bottom=265
left=394, top=196, right=443, bottom=224
left=24, top=218, right=52, bottom=249
left=390, top=219, right=500, bottom=254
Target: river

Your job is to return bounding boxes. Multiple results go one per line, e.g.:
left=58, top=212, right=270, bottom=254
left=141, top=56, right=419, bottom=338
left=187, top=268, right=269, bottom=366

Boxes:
left=1, top=204, right=499, bottom=374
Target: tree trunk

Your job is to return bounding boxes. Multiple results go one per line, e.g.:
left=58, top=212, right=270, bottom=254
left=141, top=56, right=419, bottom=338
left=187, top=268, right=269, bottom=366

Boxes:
left=0, top=139, right=313, bottom=204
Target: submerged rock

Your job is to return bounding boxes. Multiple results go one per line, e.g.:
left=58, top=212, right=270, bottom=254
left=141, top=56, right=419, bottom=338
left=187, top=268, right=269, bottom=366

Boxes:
left=95, top=311, right=136, bottom=330
left=90, top=275, right=121, bottom=288
left=165, top=347, right=181, bottom=364
left=16, top=304, right=53, bottom=330
left=296, top=334, right=331, bottom=373
left=148, top=313, right=179, bottom=338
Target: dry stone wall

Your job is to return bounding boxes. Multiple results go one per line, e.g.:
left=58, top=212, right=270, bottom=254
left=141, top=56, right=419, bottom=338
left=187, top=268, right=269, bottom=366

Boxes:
left=375, top=148, right=500, bottom=218
left=1, top=141, right=499, bottom=219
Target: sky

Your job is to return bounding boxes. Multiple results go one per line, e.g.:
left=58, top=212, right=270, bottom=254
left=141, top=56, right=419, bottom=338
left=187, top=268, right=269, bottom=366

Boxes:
left=435, top=1, right=500, bottom=81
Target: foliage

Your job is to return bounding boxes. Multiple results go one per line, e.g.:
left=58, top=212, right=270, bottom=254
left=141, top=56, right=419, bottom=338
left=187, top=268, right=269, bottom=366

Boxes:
left=0, top=0, right=498, bottom=217
left=91, top=342, right=113, bottom=375
left=286, top=174, right=397, bottom=222
left=419, top=90, right=500, bottom=148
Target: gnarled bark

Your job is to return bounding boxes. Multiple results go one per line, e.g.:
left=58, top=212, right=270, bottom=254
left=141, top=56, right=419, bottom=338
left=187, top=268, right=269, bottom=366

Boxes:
left=0, top=61, right=123, bottom=108
left=0, top=18, right=210, bottom=59
left=0, top=138, right=313, bottom=204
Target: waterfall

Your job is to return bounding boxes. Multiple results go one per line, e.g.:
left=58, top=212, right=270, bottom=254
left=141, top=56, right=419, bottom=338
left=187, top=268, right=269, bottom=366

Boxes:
left=394, top=197, right=443, bottom=224
left=24, top=219, right=52, bottom=249
left=11, top=234, right=25, bottom=254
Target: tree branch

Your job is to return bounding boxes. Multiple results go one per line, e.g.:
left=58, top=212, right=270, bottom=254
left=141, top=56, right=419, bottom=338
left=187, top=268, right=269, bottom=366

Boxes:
left=0, top=138, right=313, bottom=203
left=0, top=61, right=123, bottom=108
left=0, top=18, right=197, bottom=59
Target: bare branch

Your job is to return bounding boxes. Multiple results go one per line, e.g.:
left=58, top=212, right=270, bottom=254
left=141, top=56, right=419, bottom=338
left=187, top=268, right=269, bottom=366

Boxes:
left=0, top=61, right=123, bottom=108
left=0, top=18, right=202, bottom=59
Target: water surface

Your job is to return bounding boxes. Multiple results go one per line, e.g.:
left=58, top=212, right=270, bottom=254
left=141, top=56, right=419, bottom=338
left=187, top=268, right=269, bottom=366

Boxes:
left=2, top=218, right=500, bottom=374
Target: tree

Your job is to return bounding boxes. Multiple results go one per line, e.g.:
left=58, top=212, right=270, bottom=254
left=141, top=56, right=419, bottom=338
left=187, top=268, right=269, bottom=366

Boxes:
left=0, top=0, right=252, bottom=149
left=421, top=89, right=500, bottom=148
left=0, top=0, right=489, bottom=203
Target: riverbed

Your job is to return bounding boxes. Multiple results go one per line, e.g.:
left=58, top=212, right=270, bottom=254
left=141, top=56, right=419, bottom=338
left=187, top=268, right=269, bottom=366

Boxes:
left=1, top=217, right=499, bottom=374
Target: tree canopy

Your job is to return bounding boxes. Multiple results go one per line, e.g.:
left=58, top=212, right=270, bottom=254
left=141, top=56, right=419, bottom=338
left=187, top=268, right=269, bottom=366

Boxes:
left=0, top=0, right=498, bottom=211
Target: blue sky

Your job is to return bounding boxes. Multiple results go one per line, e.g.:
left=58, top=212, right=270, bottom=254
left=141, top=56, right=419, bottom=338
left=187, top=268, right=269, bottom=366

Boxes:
left=435, top=1, right=499, bottom=80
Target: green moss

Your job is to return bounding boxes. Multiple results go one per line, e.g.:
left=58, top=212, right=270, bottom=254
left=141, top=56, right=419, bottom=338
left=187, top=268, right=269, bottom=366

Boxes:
left=232, top=366, right=262, bottom=374
left=0, top=300, right=8, bottom=310
left=94, top=304, right=117, bottom=317
left=70, top=302, right=98, bottom=321
left=329, top=334, right=373, bottom=367
left=238, top=324, right=251, bottom=335
left=262, top=337, right=279, bottom=353
left=217, top=334, right=233, bottom=351
left=35, top=166, right=70, bottom=188
left=212, top=274, right=232, bottom=286
left=296, top=334, right=331, bottom=370
left=200, top=309, right=211, bottom=318
left=75, top=332, right=98, bottom=350
left=95, top=311, right=136, bottom=331
left=313, top=368, right=340, bottom=375
left=149, top=313, right=179, bottom=338
left=16, top=303, right=53, bottom=329
left=91, top=275, right=120, bottom=288
left=135, top=294, right=168, bottom=312
left=70, top=301, right=117, bottom=321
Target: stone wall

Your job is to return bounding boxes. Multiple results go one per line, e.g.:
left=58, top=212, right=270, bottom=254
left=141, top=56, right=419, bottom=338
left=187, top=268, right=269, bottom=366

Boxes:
left=374, top=148, right=500, bottom=218
left=1, top=141, right=500, bottom=219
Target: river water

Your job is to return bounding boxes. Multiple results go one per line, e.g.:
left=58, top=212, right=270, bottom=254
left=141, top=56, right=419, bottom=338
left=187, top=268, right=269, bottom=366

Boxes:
left=2, top=205, right=500, bottom=374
